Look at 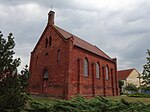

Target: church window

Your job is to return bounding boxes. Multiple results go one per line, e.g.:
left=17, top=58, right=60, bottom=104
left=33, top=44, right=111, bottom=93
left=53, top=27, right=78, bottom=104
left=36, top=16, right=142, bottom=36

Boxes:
left=45, top=38, right=48, bottom=48
left=84, top=58, right=88, bottom=76
left=57, top=49, right=60, bottom=63
left=49, top=36, right=52, bottom=46
left=106, top=65, right=109, bottom=80
left=96, top=62, right=100, bottom=78
left=43, top=69, right=49, bottom=79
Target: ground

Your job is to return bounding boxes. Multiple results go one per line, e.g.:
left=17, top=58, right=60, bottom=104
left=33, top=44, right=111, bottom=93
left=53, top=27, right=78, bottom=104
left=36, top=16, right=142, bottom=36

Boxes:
left=106, top=95, right=150, bottom=104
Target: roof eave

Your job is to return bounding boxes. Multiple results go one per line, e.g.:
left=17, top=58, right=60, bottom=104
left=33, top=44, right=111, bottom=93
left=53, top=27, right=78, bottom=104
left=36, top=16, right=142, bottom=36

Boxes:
left=74, top=45, right=115, bottom=62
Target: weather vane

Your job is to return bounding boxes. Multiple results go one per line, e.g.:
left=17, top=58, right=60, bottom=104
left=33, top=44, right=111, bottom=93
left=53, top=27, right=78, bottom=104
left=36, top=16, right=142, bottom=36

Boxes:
left=50, top=0, right=54, bottom=11
left=51, top=5, right=53, bottom=11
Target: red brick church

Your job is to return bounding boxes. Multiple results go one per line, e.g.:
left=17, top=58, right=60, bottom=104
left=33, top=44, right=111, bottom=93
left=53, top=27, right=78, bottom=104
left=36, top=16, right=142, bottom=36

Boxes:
left=29, top=11, right=119, bottom=99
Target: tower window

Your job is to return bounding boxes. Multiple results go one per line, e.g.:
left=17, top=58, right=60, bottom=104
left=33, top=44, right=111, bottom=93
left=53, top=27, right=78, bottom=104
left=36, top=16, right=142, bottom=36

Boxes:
left=45, top=38, right=48, bottom=48
left=49, top=36, right=52, bottom=46
left=57, top=49, right=60, bottom=63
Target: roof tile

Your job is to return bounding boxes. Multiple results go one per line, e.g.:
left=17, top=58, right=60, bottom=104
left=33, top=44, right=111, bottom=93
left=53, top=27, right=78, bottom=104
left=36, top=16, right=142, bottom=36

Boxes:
left=118, top=69, right=134, bottom=80
left=54, top=25, right=112, bottom=60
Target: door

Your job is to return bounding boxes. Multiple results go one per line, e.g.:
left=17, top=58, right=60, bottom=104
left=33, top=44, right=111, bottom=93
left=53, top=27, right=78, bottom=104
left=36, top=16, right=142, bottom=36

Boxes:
left=43, top=80, right=48, bottom=94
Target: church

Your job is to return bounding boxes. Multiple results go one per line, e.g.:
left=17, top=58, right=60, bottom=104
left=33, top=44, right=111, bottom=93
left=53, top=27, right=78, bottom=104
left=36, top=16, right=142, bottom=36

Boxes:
left=29, top=11, right=119, bottom=99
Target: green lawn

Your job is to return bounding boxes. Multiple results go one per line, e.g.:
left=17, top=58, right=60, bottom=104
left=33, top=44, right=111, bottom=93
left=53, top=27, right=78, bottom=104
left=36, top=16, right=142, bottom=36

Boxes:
left=106, top=95, right=150, bottom=104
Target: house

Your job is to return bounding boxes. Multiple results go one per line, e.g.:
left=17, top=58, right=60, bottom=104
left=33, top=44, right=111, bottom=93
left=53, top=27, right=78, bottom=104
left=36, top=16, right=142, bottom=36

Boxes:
left=29, top=11, right=119, bottom=99
left=118, top=68, right=141, bottom=93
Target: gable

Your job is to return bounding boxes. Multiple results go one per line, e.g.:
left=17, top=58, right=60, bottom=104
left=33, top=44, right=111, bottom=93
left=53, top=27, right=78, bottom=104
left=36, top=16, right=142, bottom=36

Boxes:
left=118, top=69, right=133, bottom=80
left=127, top=69, right=140, bottom=79
left=32, top=25, right=65, bottom=53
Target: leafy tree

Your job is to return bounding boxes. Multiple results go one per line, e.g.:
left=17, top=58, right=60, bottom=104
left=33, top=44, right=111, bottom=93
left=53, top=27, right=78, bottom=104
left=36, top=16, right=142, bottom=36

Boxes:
left=125, top=83, right=138, bottom=94
left=118, top=80, right=124, bottom=95
left=142, top=49, right=150, bottom=89
left=0, top=31, right=29, bottom=111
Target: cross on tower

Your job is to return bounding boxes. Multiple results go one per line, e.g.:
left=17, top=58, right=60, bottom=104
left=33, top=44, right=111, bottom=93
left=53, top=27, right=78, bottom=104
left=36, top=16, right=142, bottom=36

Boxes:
left=51, top=5, right=53, bottom=11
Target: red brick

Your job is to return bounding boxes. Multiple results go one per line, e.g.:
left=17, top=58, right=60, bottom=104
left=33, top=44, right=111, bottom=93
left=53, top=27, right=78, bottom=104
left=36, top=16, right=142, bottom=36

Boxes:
left=29, top=11, right=120, bottom=99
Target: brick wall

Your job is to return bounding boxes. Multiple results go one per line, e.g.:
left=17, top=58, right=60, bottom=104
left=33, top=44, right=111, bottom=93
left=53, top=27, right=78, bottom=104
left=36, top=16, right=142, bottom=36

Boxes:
left=29, top=25, right=119, bottom=99
left=67, top=46, right=119, bottom=99
left=29, top=25, right=70, bottom=99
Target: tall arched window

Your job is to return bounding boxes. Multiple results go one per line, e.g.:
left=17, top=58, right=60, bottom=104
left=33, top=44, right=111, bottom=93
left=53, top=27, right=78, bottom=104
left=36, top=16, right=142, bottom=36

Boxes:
left=43, top=69, right=49, bottom=79
left=84, top=58, right=88, bottom=76
left=49, top=36, right=52, bottom=46
left=45, top=38, right=48, bottom=48
left=57, top=49, right=60, bottom=63
left=96, top=62, right=100, bottom=78
left=106, top=65, right=109, bottom=80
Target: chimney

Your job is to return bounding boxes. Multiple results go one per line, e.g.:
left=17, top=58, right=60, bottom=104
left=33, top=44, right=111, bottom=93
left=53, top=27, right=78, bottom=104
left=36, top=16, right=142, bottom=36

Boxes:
left=48, top=11, right=55, bottom=25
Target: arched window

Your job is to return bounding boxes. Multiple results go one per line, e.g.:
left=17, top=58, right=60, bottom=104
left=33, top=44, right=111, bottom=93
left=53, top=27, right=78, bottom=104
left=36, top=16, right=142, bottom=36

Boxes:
left=49, top=36, right=52, bottom=46
left=106, top=65, right=109, bottom=80
left=84, top=58, right=88, bottom=76
left=57, top=49, right=60, bottom=63
left=45, top=38, right=48, bottom=48
left=96, top=62, right=100, bottom=78
left=43, top=69, right=49, bottom=79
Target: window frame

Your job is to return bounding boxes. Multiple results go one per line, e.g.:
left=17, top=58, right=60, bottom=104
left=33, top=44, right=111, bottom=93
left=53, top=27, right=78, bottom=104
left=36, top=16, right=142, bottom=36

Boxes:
left=57, top=49, right=60, bottom=63
left=83, top=58, right=89, bottom=77
left=43, top=69, right=49, bottom=79
left=106, top=65, right=109, bottom=80
left=96, top=62, right=100, bottom=78
left=45, top=38, right=48, bottom=48
left=49, top=36, right=52, bottom=46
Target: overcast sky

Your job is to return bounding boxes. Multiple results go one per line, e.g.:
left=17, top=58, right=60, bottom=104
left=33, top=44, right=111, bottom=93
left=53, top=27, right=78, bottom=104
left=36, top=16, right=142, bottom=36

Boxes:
left=0, top=0, right=150, bottom=73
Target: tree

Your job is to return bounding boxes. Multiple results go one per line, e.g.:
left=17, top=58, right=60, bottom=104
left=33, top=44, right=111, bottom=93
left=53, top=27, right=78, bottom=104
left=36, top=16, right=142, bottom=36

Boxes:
left=125, top=83, right=138, bottom=94
left=0, top=31, right=29, bottom=111
left=142, top=49, right=150, bottom=90
left=118, top=80, right=124, bottom=95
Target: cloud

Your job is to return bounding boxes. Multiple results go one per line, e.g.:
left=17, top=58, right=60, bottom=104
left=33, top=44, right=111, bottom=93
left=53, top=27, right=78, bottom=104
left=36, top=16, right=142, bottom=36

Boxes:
left=0, top=0, right=150, bottom=73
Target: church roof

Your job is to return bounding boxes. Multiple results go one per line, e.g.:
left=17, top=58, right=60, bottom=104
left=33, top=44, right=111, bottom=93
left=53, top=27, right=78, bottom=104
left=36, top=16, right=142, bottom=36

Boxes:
left=54, top=25, right=112, bottom=61
left=118, top=68, right=134, bottom=80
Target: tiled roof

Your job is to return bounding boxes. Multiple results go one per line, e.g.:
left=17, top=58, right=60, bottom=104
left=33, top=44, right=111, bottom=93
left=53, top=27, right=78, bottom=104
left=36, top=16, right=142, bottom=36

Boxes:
left=54, top=25, right=112, bottom=60
left=118, top=69, right=134, bottom=80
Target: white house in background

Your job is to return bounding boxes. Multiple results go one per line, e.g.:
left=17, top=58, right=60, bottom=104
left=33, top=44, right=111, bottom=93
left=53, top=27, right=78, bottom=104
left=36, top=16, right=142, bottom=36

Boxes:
left=118, top=68, right=142, bottom=93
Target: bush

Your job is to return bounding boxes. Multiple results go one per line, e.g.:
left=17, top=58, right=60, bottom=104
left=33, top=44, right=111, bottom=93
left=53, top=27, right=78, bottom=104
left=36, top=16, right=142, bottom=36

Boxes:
left=29, top=96, right=150, bottom=112
left=125, top=83, right=138, bottom=94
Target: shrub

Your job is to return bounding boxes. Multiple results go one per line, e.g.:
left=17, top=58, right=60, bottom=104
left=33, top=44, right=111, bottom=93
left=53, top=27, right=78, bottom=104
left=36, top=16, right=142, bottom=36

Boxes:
left=29, top=96, right=150, bottom=112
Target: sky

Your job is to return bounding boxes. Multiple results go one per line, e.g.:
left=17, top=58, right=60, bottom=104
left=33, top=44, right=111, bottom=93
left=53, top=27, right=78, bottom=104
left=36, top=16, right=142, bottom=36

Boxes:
left=0, top=0, right=150, bottom=73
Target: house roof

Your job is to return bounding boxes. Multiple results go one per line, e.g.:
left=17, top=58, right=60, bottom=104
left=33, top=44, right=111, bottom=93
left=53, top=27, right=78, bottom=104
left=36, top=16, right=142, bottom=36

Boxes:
left=53, top=25, right=112, bottom=61
left=118, top=68, right=134, bottom=80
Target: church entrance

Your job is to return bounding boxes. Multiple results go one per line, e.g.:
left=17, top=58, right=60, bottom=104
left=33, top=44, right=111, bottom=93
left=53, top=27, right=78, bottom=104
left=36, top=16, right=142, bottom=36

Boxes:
left=43, top=80, right=48, bottom=94
left=42, top=69, right=49, bottom=94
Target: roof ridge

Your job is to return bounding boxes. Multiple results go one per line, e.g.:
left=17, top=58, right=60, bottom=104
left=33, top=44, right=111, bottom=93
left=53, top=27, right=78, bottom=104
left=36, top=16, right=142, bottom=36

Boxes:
left=94, top=46, right=111, bottom=59
left=54, top=25, right=98, bottom=47
left=54, top=25, right=73, bottom=37
left=54, top=25, right=112, bottom=61
left=118, top=68, right=134, bottom=72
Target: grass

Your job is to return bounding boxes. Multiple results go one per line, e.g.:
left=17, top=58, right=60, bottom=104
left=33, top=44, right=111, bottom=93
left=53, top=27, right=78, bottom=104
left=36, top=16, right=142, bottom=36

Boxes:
left=106, top=95, right=150, bottom=104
